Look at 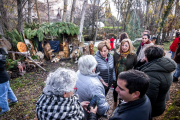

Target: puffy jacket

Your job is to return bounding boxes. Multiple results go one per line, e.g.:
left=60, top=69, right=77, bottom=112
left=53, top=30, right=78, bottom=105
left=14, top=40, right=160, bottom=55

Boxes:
left=138, top=57, right=177, bottom=117
left=170, top=37, right=180, bottom=52
left=94, top=51, right=116, bottom=88
left=0, top=54, right=10, bottom=84
left=76, top=70, right=109, bottom=118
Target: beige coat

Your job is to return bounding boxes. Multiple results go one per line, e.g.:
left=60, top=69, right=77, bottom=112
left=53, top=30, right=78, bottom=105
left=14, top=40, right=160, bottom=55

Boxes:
left=137, top=43, right=154, bottom=61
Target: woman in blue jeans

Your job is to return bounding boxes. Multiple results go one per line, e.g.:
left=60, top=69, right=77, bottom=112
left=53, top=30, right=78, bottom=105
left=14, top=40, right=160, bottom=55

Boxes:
left=0, top=54, right=18, bottom=116
left=173, top=43, right=180, bottom=82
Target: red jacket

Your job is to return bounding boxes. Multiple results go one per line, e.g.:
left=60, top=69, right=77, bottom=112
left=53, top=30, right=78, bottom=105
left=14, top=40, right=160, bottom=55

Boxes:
left=170, top=37, right=180, bottom=52
left=110, top=38, right=115, bottom=50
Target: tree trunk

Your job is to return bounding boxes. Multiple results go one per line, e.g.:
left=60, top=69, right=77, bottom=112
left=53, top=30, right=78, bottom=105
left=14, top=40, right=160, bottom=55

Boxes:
left=35, top=0, right=41, bottom=24
left=70, top=0, right=77, bottom=23
left=91, top=0, right=97, bottom=36
left=157, top=0, right=175, bottom=44
left=123, top=0, right=132, bottom=31
left=62, top=0, right=68, bottom=22
left=116, top=12, right=120, bottom=42
left=144, top=0, right=150, bottom=30
left=93, top=0, right=100, bottom=45
left=155, top=0, right=165, bottom=34
left=0, top=0, right=9, bottom=31
left=47, top=0, right=50, bottom=22
left=79, top=0, right=88, bottom=42
left=17, top=0, right=24, bottom=34
left=0, top=20, right=4, bottom=38
left=28, top=0, right=32, bottom=23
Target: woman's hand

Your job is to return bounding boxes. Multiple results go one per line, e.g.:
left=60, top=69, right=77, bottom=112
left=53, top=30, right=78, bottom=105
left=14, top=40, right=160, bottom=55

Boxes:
left=81, top=101, right=90, bottom=112
left=100, top=79, right=108, bottom=87
left=90, top=106, right=98, bottom=114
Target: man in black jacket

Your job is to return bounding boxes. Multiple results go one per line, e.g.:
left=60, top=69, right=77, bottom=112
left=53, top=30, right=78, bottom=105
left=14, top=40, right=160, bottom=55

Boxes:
left=0, top=54, right=18, bottom=116
left=89, top=70, right=152, bottom=120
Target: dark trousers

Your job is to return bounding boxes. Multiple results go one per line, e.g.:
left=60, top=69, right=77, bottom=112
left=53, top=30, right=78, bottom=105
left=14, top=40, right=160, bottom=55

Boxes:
left=105, top=88, right=110, bottom=96
left=113, top=81, right=118, bottom=102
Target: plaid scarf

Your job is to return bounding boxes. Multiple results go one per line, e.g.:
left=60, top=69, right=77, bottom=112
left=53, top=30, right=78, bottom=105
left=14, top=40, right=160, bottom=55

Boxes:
left=36, top=93, right=84, bottom=120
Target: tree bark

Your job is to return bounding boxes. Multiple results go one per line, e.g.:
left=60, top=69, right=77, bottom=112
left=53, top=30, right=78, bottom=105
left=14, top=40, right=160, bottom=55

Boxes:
left=28, top=0, right=32, bottom=23
left=62, top=0, right=68, bottom=22
left=91, top=0, right=97, bottom=35
left=0, top=0, right=9, bottom=31
left=35, top=0, right=41, bottom=24
left=17, top=0, right=24, bottom=34
left=144, top=0, right=150, bottom=30
left=47, top=0, right=50, bottom=22
left=93, top=0, right=100, bottom=44
left=79, top=0, right=88, bottom=42
left=70, top=0, right=77, bottom=23
left=123, top=0, right=133, bottom=31
left=157, top=0, right=175, bottom=44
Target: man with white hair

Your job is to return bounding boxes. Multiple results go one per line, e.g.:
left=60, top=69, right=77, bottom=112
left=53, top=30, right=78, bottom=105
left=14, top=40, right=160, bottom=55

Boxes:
left=36, top=68, right=89, bottom=120
left=76, top=55, right=109, bottom=119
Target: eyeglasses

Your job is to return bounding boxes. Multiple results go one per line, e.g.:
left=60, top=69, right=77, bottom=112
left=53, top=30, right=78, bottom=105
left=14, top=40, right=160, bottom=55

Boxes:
left=74, top=87, right=78, bottom=93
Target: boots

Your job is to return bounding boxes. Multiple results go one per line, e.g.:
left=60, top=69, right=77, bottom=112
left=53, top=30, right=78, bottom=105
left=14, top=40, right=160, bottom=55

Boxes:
left=173, top=76, right=178, bottom=82
left=113, top=102, right=117, bottom=110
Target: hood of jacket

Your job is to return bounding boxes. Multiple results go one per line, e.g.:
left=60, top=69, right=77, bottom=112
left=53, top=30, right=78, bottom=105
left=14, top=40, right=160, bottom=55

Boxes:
left=139, top=57, right=176, bottom=73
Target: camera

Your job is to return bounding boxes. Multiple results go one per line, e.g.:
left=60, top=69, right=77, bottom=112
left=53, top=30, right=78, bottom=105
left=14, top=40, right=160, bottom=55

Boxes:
left=0, top=47, right=8, bottom=55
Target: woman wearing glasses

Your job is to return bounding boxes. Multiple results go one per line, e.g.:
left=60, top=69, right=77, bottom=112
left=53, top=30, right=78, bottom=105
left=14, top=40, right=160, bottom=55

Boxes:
left=36, top=68, right=89, bottom=120
left=76, top=55, right=109, bottom=119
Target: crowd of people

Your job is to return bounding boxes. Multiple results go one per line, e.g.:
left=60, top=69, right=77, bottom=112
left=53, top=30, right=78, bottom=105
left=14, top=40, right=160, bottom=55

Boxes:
left=0, top=30, right=179, bottom=119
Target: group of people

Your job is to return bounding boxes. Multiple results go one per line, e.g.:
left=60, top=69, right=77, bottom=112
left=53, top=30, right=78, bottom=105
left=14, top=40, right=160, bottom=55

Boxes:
left=35, top=30, right=177, bottom=120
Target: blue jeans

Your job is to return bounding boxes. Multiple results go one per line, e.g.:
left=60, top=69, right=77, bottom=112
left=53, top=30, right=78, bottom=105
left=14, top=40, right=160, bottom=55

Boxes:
left=174, top=63, right=180, bottom=78
left=171, top=52, right=175, bottom=59
left=0, top=81, right=17, bottom=112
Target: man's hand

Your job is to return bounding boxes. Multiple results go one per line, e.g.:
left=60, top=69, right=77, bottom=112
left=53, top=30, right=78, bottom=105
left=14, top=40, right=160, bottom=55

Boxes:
left=100, top=79, right=108, bottom=87
left=90, top=106, right=97, bottom=114
left=81, top=101, right=90, bottom=112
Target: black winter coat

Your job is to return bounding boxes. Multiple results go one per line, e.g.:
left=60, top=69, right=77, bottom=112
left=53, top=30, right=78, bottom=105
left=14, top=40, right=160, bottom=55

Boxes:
left=0, top=54, right=10, bottom=84
left=138, top=57, right=176, bottom=117
left=88, top=95, right=152, bottom=120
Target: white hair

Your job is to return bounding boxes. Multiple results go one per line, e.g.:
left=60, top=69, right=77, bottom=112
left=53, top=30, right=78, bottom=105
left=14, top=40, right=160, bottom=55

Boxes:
left=43, top=68, right=77, bottom=96
left=78, top=55, right=97, bottom=75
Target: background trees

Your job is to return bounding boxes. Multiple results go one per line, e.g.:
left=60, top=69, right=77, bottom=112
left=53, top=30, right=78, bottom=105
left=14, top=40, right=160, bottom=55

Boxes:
left=0, top=0, right=179, bottom=44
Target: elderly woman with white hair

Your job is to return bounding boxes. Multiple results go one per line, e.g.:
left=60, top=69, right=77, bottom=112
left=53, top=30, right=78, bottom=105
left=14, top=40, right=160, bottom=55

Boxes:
left=76, top=55, right=109, bottom=119
left=36, top=68, right=89, bottom=120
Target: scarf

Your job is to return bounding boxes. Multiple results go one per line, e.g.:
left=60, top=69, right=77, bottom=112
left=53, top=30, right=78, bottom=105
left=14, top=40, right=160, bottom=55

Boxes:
left=115, top=51, right=129, bottom=78
left=36, top=94, right=84, bottom=120
left=141, top=40, right=151, bottom=46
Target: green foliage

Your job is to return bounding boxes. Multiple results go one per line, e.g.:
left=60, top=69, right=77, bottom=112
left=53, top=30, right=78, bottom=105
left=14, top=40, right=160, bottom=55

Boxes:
left=162, top=41, right=173, bottom=50
left=24, top=22, right=79, bottom=41
left=5, top=29, right=23, bottom=50
left=5, top=58, right=18, bottom=71
left=126, top=11, right=143, bottom=41
left=31, top=55, right=39, bottom=60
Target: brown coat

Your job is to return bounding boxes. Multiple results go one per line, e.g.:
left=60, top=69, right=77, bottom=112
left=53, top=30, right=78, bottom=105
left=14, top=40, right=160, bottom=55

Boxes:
left=173, top=43, right=180, bottom=63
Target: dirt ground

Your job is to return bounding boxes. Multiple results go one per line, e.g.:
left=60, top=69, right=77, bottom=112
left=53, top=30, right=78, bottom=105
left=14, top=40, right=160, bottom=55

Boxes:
left=0, top=51, right=180, bottom=120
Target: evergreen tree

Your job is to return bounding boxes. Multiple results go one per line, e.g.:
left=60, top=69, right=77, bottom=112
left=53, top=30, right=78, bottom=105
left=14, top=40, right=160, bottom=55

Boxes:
left=126, top=11, right=143, bottom=41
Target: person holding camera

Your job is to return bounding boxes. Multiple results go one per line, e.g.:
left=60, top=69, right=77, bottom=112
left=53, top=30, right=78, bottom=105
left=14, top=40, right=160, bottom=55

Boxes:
left=76, top=55, right=109, bottom=119
left=0, top=50, right=18, bottom=116
left=89, top=70, right=152, bottom=120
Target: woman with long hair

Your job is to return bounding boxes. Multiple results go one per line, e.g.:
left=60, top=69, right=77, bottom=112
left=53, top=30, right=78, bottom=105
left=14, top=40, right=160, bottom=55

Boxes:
left=113, top=39, right=137, bottom=109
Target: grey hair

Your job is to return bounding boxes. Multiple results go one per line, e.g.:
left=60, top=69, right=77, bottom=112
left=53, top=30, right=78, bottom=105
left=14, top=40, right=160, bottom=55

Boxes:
left=78, top=55, right=97, bottom=75
left=43, top=68, right=77, bottom=96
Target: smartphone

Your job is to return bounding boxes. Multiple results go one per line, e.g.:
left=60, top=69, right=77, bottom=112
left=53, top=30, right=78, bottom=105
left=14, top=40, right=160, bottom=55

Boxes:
left=87, top=95, right=101, bottom=111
